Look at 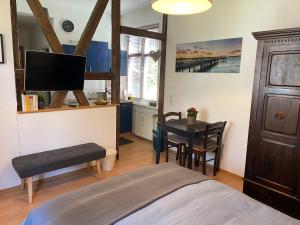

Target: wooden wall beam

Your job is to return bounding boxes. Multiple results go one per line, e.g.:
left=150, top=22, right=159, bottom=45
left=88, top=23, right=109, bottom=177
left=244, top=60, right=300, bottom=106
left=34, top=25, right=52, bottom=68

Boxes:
left=27, top=0, right=70, bottom=108
left=120, top=26, right=165, bottom=40
left=85, top=72, right=114, bottom=80
left=10, top=0, right=20, bottom=70
left=49, top=91, right=68, bottom=108
left=26, top=0, right=64, bottom=53
left=158, top=15, right=168, bottom=123
left=74, top=0, right=109, bottom=55
left=73, top=91, right=89, bottom=106
left=111, top=0, right=121, bottom=160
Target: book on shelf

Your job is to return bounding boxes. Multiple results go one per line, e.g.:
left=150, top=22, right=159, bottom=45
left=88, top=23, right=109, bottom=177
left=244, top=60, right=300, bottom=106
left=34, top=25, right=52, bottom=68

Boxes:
left=21, top=94, right=38, bottom=112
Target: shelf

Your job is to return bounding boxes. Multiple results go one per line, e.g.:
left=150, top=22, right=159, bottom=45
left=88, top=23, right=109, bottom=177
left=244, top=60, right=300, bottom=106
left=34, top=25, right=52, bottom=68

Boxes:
left=17, top=104, right=119, bottom=115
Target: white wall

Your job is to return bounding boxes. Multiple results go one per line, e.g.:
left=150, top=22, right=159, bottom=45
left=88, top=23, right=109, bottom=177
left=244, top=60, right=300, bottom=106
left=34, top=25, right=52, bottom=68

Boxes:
left=122, top=8, right=163, bottom=32
left=165, top=0, right=300, bottom=176
left=16, top=0, right=112, bottom=45
left=17, top=107, right=116, bottom=182
left=0, top=0, right=21, bottom=190
left=0, top=0, right=117, bottom=190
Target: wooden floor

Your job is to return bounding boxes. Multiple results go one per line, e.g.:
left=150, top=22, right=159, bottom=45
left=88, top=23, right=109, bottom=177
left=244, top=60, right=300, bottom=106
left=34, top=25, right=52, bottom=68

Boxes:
left=0, top=135, right=243, bottom=225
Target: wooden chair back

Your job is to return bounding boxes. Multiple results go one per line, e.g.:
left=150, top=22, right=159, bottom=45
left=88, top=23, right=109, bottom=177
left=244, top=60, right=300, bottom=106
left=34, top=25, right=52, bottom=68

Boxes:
left=162, top=112, right=182, bottom=123
left=203, top=121, right=227, bottom=150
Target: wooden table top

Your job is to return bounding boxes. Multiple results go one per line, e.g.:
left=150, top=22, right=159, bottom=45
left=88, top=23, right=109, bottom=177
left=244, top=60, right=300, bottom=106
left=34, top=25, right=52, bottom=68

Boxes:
left=159, top=119, right=209, bottom=134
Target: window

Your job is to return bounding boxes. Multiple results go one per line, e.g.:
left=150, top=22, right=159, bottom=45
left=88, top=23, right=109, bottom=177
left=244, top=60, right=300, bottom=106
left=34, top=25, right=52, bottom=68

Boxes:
left=127, top=25, right=160, bottom=101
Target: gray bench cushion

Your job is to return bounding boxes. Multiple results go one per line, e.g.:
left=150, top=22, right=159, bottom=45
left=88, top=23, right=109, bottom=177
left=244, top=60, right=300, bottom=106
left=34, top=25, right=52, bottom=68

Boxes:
left=12, top=143, right=106, bottom=179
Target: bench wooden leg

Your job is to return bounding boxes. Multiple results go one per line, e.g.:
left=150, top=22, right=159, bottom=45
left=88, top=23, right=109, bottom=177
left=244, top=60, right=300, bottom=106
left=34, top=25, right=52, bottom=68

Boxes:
left=87, top=162, right=91, bottom=171
left=21, top=179, right=25, bottom=191
left=27, top=177, right=33, bottom=204
left=96, top=160, right=101, bottom=180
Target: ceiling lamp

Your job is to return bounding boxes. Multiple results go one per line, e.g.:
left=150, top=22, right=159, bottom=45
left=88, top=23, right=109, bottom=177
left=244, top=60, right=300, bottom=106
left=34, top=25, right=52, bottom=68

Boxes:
left=151, top=0, right=212, bottom=15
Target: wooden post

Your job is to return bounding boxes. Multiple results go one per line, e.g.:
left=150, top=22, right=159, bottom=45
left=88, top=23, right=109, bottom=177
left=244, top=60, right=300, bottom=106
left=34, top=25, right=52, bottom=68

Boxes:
left=27, top=177, right=33, bottom=204
left=74, top=0, right=109, bottom=56
left=111, top=0, right=121, bottom=160
left=158, top=15, right=168, bottom=123
left=26, top=0, right=89, bottom=108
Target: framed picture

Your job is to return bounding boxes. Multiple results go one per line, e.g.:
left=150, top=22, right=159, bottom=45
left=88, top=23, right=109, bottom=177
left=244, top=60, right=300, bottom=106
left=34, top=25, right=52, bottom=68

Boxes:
left=176, top=38, right=243, bottom=73
left=0, top=34, right=4, bottom=64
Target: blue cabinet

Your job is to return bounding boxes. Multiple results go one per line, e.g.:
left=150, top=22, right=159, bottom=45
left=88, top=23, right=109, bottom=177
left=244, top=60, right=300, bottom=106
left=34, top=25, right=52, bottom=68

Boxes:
left=63, top=41, right=109, bottom=72
left=108, top=49, right=128, bottom=76
left=63, top=44, right=76, bottom=55
left=62, top=43, right=127, bottom=76
left=120, top=102, right=133, bottom=134
left=86, top=41, right=109, bottom=72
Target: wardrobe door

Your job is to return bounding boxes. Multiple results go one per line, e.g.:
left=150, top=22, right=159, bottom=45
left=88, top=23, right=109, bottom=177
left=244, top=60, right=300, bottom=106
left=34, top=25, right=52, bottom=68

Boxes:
left=254, top=44, right=300, bottom=196
left=245, top=32, right=300, bottom=218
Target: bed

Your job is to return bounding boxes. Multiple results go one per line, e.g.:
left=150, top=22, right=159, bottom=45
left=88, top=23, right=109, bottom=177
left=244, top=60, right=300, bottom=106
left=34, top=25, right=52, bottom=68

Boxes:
left=22, top=163, right=300, bottom=225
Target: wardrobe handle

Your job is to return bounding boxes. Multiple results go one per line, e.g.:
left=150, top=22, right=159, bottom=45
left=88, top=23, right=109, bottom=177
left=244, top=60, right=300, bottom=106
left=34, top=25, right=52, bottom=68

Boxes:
left=274, top=112, right=285, bottom=120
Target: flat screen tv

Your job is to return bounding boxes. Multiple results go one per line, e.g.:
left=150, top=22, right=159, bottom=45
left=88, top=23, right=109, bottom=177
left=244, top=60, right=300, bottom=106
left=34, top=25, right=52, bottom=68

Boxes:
left=25, top=51, right=86, bottom=91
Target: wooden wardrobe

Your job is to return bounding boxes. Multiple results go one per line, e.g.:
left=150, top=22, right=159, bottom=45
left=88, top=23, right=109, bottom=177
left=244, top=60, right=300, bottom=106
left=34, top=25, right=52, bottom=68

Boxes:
left=244, top=28, right=300, bottom=219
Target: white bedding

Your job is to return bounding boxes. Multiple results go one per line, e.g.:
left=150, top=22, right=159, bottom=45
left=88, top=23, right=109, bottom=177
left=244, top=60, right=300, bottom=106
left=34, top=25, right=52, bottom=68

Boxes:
left=116, top=180, right=300, bottom=225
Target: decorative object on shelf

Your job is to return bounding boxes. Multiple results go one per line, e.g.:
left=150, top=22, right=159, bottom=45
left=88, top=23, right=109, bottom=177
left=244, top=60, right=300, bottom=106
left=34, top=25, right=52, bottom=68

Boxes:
left=62, top=20, right=74, bottom=32
left=21, top=94, right=38, bottom=112
left=151, top=0, right=212, bottom=15
left=0, top=34, right=4, bottom=64
left=187, top=107, right=198, bottom=126
left=94, top=98, right=108, bottom=105
left=176, top=38, right=243, bottom=73
left=38, top=95, right=45, bottom=110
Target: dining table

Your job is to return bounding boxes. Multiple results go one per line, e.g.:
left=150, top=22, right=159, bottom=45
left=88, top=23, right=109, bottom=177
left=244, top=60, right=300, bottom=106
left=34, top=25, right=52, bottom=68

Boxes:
left=156, top=118, right=210, bottom=169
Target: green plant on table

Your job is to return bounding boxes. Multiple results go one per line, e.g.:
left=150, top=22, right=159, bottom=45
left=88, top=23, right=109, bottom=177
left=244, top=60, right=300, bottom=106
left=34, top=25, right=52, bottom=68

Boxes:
left=187, top=107, right=198, bottom=117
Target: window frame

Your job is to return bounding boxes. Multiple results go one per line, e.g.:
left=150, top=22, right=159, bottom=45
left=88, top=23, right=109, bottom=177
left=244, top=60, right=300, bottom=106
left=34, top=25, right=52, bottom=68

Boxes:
left=127, top=24, right=160, bottom=101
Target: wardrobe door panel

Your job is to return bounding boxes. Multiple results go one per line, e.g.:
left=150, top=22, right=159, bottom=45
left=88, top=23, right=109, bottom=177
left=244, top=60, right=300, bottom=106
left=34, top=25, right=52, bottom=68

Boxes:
left=264, top=96, right=300, bottom=135
left=269, top=53, right=300, bottom=87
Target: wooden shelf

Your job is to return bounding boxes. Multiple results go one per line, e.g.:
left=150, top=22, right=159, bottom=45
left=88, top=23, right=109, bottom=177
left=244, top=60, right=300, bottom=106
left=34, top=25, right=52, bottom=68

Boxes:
left=17, top=104, right=119, bottom=115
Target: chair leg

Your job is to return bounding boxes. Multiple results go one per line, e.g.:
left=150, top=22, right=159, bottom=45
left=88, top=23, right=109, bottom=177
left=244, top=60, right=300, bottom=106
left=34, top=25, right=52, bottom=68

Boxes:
left=202, top=152, right=206, bottom=175
left=27, top=177, right=33, bottom=204
left=213, top=152, right=218, bottom=176
left=216, top=147, right=221, bottom=172
left=178, top=144, right=182, bottom=166
left=194, top=153, right=199, bottom=167
left=96, top=160, right=102, bottom=180
left=176, top=147, right=179, bottom=161
left=183, top=147, right=187, bottom=167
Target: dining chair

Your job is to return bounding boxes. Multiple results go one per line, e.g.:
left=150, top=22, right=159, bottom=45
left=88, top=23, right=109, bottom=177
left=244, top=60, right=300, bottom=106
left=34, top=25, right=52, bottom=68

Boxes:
left=183, top=121, right=227, bottom=175
left=162, top=112, right=187, bottom=165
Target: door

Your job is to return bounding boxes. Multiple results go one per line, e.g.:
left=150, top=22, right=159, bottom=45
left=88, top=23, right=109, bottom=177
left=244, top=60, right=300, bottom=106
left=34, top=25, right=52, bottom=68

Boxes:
left=251, top=43, right=300, bottom=198
left=120, top=102, right=133, bottom=134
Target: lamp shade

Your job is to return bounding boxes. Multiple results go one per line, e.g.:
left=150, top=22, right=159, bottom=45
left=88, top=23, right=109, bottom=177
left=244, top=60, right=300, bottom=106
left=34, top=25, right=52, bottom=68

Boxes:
left=151, top=0, right=212, bottom=15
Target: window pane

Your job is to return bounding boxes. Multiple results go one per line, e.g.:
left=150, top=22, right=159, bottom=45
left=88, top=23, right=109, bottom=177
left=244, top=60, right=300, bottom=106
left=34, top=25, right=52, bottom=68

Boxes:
left=128, top=35, right=142, bottom=54
left=128, top=57, right=141, bottom=98
left=143, top=56, right=158, bottom=101
left=144, top=38, right=159, bottom=54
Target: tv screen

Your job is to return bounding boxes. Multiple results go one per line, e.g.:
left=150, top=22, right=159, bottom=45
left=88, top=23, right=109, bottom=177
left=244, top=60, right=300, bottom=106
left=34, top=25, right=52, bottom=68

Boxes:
left=25, top=51, right=86, bottom=91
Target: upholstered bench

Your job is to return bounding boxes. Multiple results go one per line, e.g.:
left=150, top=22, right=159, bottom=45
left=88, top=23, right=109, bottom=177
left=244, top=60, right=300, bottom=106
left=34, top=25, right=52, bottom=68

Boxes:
left=12, top=143, right=106, bottom=203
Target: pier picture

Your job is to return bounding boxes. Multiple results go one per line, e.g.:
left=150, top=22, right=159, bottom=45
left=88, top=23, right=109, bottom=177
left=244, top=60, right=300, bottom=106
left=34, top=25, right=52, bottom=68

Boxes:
left=176, top=38, right=243, bottom=73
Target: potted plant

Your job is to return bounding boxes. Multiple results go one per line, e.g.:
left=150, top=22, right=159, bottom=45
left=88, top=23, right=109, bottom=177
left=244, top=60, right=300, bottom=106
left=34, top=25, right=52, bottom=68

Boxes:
left=187, top=107, right=198, bottom=126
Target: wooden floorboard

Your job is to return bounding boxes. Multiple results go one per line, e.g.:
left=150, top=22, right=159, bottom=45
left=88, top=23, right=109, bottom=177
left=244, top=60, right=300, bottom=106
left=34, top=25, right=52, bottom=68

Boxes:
left=0, top=135, right=243, bottom=225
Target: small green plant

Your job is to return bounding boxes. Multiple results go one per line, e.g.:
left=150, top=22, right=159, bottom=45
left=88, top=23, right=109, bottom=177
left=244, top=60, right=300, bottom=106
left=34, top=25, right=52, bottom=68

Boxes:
left=187, top=107, right=198, bottom=117
left=38, top=95, right=44, bottom=102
